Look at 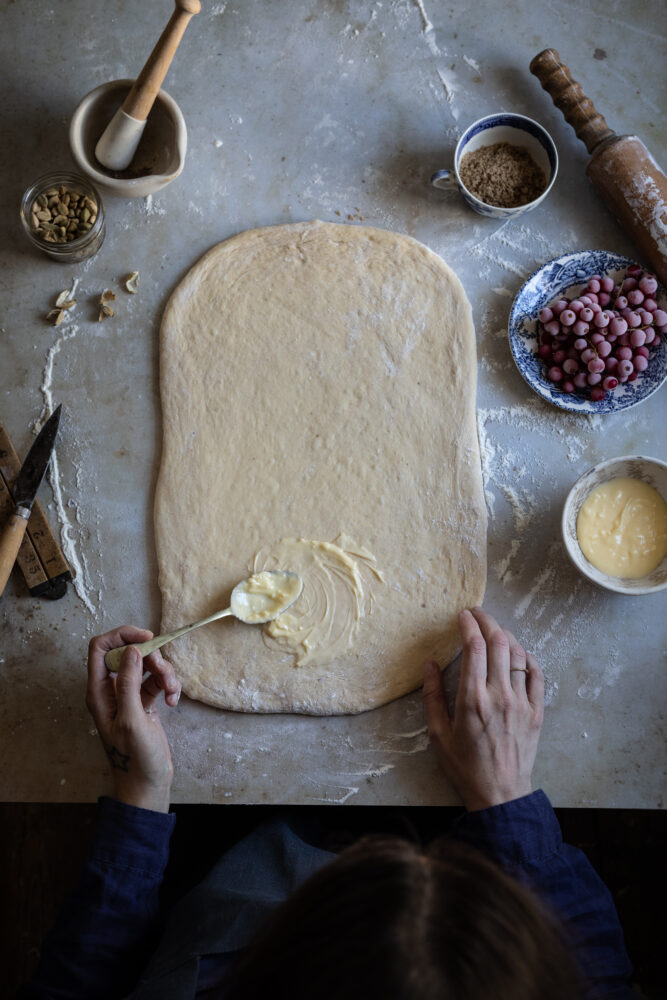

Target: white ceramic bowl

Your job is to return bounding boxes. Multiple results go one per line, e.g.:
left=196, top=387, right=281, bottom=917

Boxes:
left=562, top=455, right=667, bottom=595
left=430, top=112, right=558, bottom=219
left=509, top=250, right=667, bottom=413
left=69, top=79, right=187, bottom=198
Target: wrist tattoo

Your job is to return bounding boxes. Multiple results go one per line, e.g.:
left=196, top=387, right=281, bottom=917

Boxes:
left=106, top=745, right=131, bottom=772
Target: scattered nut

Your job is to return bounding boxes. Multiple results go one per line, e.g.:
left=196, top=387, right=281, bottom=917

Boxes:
left=98, top=289, right=116, bottom=321
left=46, top=308, right=65, bottom=327
left=45, top=288, right=77, bottom=325
left=98, top=304, right=115, bottom=321
left=124, top=271, right=140, bottom=294
left=55, top=290, right=76, bottom=309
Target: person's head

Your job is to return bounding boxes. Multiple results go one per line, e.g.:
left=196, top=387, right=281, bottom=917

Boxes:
left=223, top=834, right=581, bottom=999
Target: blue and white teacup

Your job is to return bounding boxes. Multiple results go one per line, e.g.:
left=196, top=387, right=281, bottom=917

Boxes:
left=430, top=113, right=558, bottom=220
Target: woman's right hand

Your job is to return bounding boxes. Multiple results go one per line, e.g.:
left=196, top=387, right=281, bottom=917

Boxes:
left=86, top=626, right=181, bottom=813
left=423, top=607, right=544, bottom=811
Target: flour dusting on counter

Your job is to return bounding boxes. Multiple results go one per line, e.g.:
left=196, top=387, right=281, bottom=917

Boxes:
left=437, top=69, right=459, bottom=119
left=39, top=322, right=97, bottom=615
left=144, top=193, right=166, bottom=216
left=468, top=221, right=561, bottom=281
left=474, top=374, right=640, bottom=709
left=309, top=781, right=360, bottom=804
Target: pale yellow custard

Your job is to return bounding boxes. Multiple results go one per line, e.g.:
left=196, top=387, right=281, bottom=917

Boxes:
left=576, top=477, right=667, bottom=579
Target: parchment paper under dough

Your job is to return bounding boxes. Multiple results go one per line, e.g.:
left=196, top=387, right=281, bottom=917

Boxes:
left=155, top=221, right=486, bottom=715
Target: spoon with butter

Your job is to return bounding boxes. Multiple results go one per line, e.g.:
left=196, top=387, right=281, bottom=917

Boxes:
left=104, top=570, right=302, bottom=673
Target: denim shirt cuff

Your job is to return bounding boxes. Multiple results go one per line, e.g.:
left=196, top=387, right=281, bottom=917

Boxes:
left=91, top=796, right=176, bottom=877
left=452, top=789, right=562, bottom=868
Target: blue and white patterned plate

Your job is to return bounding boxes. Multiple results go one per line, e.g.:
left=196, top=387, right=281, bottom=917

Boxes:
left=508, top=250, right=667, bottom=413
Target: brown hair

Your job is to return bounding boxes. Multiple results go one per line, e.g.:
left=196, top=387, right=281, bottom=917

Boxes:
left=223, top=835, right=582, bottom=999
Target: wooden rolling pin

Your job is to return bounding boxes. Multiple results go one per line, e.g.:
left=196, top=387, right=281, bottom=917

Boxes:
left=530, top=48, right=667, bottom=286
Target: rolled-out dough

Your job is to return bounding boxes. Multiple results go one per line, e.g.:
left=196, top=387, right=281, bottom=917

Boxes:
left=155, top=221, right=486, bottom=715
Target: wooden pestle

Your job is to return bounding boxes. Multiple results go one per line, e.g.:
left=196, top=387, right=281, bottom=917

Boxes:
left=121, top=0, right=201, bottom=123
left=95, top=0, right=201, bottom=171
left=530, top=49, right=667, bottom=286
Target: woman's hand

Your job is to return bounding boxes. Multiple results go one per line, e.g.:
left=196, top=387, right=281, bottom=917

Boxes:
left=423, top=607, right=544, bottom=811
left=86, top=626, right=182, bottom=813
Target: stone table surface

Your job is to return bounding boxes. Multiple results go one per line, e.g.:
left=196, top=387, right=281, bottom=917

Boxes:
left=1, top=0, right=665, bottom=807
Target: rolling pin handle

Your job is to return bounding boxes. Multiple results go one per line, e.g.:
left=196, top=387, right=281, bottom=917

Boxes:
left=530, top=48, right=616, bottom=155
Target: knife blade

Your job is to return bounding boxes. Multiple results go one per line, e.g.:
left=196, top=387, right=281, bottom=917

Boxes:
left=0, top=405, right=62, bottom=597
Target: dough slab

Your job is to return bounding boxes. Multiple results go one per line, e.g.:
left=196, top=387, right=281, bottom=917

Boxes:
left=155, top=221, right=486, bottom=714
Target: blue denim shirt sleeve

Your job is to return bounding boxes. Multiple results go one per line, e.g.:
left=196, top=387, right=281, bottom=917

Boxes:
left=452, top=789, right=634, bottom=999
left=18, top=796, right=176, bottom=1000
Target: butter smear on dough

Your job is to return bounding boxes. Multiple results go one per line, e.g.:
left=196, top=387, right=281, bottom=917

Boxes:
left=252, top=535, right=384, bottom=667
left=576, top=477, right=667, bottom=578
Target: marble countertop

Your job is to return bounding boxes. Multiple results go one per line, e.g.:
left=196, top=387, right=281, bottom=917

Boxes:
left=1, top=0, right=665, bottom=807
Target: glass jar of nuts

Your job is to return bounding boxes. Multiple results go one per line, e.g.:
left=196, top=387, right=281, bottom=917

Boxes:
left=20, top=172, right=105, bottom=262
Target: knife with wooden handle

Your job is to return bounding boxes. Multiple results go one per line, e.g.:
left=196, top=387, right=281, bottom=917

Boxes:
left=0, top=405, right=62, bottom=596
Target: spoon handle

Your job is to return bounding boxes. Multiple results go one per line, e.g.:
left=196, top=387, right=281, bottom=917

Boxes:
left=104, top=606, right=233, bottom=673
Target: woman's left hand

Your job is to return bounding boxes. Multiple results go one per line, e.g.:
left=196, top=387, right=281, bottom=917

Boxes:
left=423, top=607, right=544, bottom=811
left=86, top=626, right=181, bottom=813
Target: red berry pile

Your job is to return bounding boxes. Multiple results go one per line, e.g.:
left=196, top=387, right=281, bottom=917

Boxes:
left=537, top=266, right=665, bottom=402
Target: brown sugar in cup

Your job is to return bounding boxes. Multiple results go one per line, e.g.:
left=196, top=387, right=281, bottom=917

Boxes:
left=459, top=141, right=547, bottom=208
left=431, top=113, right=558, bottom=220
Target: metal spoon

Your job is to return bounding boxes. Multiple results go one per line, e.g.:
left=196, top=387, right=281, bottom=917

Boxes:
left=104, top=570, right=302, bottom=673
